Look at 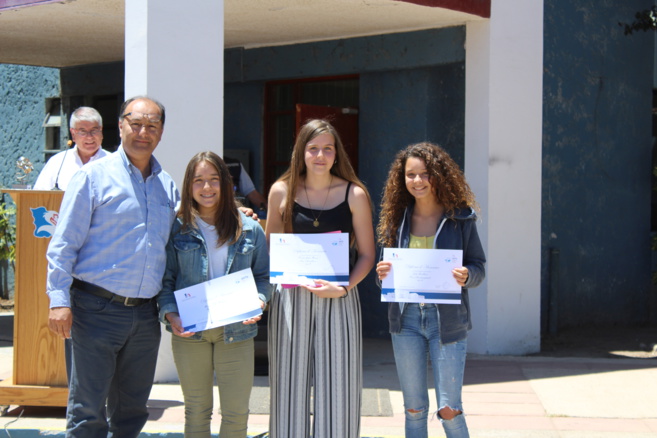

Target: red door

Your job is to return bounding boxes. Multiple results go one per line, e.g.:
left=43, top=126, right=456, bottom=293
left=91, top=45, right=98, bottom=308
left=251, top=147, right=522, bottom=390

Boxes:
left=295, top=104, right=359, bottom=173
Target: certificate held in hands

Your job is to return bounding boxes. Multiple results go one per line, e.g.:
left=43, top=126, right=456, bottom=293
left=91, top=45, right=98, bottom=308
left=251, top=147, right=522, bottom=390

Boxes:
left=381, top=248, right=463, bottom=304
left=174, top=268, right=263, bottom=332
left=269, top=233, right=350, bottom=286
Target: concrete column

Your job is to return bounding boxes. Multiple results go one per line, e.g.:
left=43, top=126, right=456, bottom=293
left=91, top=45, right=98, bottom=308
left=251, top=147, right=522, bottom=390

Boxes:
left=124, top=0, right=224, bottom=186
left=465, top=0, right=543, bottom=354
left=124, top=0, right=224, bottom=381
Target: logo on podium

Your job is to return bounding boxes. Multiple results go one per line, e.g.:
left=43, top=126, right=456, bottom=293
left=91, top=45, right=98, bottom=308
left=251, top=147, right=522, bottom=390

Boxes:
left=30, top=207, right=58, bottom=238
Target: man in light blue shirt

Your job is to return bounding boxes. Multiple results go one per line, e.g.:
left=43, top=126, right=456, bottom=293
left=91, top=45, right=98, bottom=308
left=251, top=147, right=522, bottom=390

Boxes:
left=46, top=96, right=179, bottom=438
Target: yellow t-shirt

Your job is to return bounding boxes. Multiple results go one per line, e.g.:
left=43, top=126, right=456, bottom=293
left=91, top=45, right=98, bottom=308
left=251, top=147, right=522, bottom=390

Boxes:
left=409, top=234, right=433, bottom=249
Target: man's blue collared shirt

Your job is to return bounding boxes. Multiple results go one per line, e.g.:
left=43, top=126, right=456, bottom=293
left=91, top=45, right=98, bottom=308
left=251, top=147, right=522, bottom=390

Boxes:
left=46, top=146, right=180, bottom=308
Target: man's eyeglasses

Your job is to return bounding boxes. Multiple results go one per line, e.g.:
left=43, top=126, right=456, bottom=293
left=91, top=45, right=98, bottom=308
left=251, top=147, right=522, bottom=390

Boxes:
left=73, top=128, right=102, bottom=137
left=122, top=112, right=163, bottom=134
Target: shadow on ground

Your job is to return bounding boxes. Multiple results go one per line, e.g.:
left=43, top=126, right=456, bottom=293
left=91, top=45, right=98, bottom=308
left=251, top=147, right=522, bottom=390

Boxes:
left=536, top=324, right=657, bottom=359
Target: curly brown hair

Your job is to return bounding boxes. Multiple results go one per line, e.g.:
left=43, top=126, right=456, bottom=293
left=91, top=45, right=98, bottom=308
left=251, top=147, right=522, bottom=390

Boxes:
left=376, top=142, right=478, bottom=247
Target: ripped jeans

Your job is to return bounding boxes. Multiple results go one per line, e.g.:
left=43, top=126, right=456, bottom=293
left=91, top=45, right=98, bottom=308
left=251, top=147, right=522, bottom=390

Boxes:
left=391, top=303, right=469, bottom=438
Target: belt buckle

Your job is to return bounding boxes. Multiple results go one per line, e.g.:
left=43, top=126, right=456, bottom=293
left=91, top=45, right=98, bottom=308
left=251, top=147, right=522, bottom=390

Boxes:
left=123, top=296, right=137, bottom=306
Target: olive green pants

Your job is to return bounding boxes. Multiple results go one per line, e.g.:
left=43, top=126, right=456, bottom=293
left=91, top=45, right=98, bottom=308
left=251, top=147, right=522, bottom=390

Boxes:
left=172, top=327, right=254, bottom=438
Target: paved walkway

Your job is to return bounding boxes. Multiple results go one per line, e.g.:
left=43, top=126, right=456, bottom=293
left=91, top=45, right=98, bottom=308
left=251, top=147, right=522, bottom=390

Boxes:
left=1, top=315, right=656, bottom=437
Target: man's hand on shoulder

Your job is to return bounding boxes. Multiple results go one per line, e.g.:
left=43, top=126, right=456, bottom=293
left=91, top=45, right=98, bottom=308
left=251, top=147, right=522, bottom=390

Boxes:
left=48, top=307, right=72, bottom=339
left=238, top=206, right=258, bottom=221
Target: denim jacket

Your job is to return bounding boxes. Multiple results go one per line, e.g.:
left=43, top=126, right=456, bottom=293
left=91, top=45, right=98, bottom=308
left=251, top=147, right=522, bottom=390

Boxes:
left=157, top=212, right=271, bottom=343
left=387, top=205, right=486, bottom=344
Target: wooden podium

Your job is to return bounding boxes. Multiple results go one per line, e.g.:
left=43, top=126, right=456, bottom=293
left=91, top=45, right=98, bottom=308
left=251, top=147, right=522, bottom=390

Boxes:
left=0, top=189, right=68, bottom=407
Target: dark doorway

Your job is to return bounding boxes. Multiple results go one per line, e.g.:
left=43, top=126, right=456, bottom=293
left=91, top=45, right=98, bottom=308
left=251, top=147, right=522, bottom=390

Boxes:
left=263, top=76, right=359, bottom=192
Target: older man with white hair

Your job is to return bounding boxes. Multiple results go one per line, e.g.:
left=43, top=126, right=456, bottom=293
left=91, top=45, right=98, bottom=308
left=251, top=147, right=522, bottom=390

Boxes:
left=33, top=106, right=108, bottom=190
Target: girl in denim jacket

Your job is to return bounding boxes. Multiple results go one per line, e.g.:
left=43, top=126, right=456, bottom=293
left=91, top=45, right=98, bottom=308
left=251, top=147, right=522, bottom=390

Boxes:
left=376, top=142, right=486, bottom=438
left=157, top=151, right=270, bottom=438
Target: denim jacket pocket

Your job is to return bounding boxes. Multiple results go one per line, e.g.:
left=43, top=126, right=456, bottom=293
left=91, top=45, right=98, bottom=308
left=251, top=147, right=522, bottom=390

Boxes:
left=172, top=239, right=205, bottom=279
left=173, top=239, right=202, bottom=252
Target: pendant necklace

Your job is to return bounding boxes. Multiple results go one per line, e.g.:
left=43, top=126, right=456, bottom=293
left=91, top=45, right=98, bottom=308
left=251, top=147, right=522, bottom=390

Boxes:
left=304, top=175, right=333, bottom=228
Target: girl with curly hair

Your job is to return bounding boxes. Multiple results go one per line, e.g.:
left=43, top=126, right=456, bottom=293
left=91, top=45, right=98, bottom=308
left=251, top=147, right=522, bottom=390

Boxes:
left=376, top=142, right=486, bottom=438
left=265, top=119, right=375, bottom=437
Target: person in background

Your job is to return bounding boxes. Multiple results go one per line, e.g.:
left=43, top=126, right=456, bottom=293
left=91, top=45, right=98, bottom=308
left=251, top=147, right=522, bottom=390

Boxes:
left=35, top=106, right=109, bottom=383
left=375, top=142, right=486, bottom=438
left=224, top=156, right=267, bottom=211
left=265, top=119, right=375, bottom=437
left=33, top=106, right=108, bottom=190
left=46, top=96, right=179, bottom=438
left=157, top=151, right=269, bottom=438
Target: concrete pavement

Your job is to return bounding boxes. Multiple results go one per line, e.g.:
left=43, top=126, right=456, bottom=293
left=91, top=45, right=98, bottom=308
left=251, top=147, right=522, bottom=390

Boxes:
left=1, top=311, right=656, bottom=437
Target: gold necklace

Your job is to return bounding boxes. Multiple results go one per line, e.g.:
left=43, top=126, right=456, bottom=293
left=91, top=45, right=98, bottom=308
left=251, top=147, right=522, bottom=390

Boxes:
left=304, top=175, right=333, bottom=228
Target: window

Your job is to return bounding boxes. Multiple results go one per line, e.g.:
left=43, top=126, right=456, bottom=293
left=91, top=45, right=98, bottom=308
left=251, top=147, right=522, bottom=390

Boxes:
left=42, top=97, right=62, bottom=159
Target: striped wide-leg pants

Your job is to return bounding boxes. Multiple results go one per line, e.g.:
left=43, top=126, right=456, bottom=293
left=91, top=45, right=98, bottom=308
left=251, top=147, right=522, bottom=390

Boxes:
left=268, top=284, right=362, bottom=438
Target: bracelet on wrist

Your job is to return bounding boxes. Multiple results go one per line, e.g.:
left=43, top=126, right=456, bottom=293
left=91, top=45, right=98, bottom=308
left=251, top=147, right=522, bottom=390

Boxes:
left=340, top=286, right=349, bottom=298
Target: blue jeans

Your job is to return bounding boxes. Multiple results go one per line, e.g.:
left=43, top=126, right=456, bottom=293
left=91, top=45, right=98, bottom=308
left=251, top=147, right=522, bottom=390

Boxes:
left=391, top=303, right=469, bottom=438
left=66, top=288, right=161, bottom=438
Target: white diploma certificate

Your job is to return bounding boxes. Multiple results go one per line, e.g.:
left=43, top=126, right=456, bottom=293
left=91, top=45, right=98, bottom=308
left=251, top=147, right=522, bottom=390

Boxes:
left=174, top=268, right=263, bottom=332
left=381, top=248, right=463, bottom=304
left=269, top=233, right=350, bottom=286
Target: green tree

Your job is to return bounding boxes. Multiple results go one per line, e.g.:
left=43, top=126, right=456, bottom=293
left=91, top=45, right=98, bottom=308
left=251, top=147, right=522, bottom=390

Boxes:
left=0, top=197, right=16, bottom=300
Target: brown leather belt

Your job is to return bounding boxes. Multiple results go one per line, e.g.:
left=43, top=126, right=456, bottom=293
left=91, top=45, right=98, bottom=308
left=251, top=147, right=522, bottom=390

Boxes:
left=72, top=278, right=152, bottom=307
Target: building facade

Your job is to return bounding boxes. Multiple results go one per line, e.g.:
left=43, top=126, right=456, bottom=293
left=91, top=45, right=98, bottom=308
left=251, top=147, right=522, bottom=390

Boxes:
left=0, top=0, right=654, bottom=355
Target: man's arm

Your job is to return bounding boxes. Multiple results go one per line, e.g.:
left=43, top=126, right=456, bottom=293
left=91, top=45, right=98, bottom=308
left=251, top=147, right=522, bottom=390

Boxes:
left=45, top=171, right=94, bottom=336
left=238, top=164, right=267, bottom=209
left=246, top=190, right=267, bottom=210
left=33, top=155, right=59, bottom=190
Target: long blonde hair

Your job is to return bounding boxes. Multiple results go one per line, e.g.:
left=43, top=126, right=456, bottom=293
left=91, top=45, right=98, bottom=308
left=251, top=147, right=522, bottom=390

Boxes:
left=277, top=119, right=372, bottom=233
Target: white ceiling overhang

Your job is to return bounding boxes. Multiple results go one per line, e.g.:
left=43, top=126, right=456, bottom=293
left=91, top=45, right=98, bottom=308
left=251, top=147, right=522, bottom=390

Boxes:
left=0, top=0, right=489, bottom=68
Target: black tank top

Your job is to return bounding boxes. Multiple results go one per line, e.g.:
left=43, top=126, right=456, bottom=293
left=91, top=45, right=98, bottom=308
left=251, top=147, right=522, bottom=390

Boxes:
left=292, top=182, right=353, bottom=234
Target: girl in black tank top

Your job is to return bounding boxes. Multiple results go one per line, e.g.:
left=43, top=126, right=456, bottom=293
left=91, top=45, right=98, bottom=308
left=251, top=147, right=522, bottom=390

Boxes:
left=264, top=119, right=375, bottom=438
left=292, top=182, right=353, bottom=234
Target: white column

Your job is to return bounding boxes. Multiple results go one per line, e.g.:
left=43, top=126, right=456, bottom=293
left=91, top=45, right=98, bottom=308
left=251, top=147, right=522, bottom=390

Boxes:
left=124, top=0, right=224, bottom=187
left=465, top=0, right=543, bottom=355
left=125, top=0, right=224, bottom=381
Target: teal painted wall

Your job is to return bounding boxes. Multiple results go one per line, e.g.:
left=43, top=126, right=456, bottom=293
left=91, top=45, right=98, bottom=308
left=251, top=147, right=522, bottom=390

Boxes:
left=542, top=0, right=656, bottom=328
left=0, top=64, right=60, bottom=187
